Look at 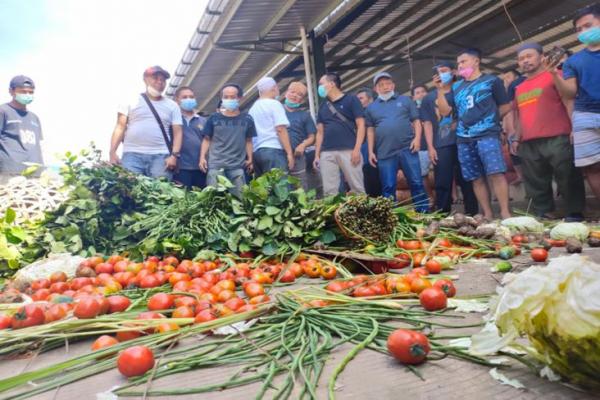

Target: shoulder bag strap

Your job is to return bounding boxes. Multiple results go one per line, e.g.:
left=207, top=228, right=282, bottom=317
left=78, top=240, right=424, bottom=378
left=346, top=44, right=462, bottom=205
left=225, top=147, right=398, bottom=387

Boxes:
left=326, top=101, right=355, bottom=133
left=140, top=93, right=172, bottom=153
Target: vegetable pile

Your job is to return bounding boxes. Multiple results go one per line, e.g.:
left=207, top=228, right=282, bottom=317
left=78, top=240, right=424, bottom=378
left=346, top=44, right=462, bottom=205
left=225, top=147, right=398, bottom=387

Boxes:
left=470, top=254, right=600, bottom=389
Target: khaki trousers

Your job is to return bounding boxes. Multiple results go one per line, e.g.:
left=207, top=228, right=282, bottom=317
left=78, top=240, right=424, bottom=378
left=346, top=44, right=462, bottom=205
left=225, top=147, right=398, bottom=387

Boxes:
left=320, top=150, right=365, bottom=196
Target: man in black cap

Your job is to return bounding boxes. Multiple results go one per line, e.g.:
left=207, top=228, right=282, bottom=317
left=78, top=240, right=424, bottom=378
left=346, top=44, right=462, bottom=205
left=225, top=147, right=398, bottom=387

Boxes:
left=0, top=75, right=44, bottom=181
left=109, top=66, right=183, bottom=179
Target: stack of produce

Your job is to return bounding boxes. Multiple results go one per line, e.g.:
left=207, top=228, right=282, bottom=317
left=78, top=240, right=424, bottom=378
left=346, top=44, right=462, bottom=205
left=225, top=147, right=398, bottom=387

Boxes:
left=470, top=254, right=600, bottom=389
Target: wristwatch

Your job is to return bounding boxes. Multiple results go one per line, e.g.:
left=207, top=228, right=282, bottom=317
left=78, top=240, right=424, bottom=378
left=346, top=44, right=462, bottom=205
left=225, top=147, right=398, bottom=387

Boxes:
left=171, top=152, right=181, bottom=158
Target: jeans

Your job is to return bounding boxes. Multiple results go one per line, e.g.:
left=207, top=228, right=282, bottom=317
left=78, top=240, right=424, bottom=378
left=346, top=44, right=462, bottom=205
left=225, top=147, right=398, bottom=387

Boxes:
left=253, top=148, right=288, bottom=177
left=378, top=148, right=428, bottom=212
left=207, top=167, right=246, bottom=198
left=362, top=163, right=381, bottom=197
left=122, top=152, right=172, bottom=179
left=434, top=145, right=478, bottom=215
left=174, top=169, right=206, bottom=189
left=290, top=154, right=308, bottom=190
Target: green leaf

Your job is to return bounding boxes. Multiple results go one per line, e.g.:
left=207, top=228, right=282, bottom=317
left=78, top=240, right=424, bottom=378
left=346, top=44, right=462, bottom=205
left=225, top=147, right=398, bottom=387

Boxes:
left=262, top=242, right=278, bottom=256
left=21, top=163, right=41, bottom=177
left=265, top=206, right=281, bottom=216
left=257, top=216, right=273, bottom=231
left=6, top=227, right=27, bottom=243
left=252, top=235, right=265, bottom=247
left=320, top=230, right=336, bottom=244
left=4, top=208, right=16, bottom=224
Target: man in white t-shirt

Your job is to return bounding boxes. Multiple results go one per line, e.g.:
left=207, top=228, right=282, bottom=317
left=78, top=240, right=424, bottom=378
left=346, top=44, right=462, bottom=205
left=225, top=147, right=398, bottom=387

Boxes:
left=249, top=77, right=294, bottom=176
left=109, top=66, right=183, bottom=179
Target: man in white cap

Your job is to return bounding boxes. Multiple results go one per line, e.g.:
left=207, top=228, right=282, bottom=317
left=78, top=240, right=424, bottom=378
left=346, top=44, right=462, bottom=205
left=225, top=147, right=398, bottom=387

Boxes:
left=0, top=75, right=44, bottom=180
left=109, top=66, right=183, bottom=179
left=249, top=77, right=294, bottom=176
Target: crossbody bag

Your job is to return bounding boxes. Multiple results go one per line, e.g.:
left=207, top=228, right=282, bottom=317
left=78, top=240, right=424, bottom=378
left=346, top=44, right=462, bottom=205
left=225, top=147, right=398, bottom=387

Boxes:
left=140, top=93, right=173, bottom=153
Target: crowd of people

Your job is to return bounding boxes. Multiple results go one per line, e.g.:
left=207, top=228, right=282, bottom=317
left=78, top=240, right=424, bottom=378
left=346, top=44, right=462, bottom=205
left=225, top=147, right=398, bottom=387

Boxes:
left=2, top=4, right=600, bottom=221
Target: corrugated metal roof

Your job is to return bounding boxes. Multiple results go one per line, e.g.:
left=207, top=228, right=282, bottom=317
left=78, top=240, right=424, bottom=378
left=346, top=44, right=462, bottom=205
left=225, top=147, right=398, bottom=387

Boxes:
left=170, top=0, right=595, bottom=112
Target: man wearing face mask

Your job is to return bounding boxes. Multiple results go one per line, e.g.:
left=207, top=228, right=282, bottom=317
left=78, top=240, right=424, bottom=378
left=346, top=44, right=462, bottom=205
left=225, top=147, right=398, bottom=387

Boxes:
left=365, top=72, right=427, bottom=211
left=511, top=43, right=585, bottom=221
left=109, top=66, right=182, bottom=179
left=283, top=82, right=316, bottom=190
left=422, top=62, right=478, bottom=215
left=249, top=77, right=294, bottom=177
left=412, top=84, right=434, bottom=208
left=549, top=4, right=600, bottom=201
left=314, top=73, right=366, bottom=196
left=437, top=49, right=512, bottom=220
left=172, top=86, right=206, bottom=189
left=200, top=84, right=256, bottom=198
left=0, top=76, right=44, bottom=180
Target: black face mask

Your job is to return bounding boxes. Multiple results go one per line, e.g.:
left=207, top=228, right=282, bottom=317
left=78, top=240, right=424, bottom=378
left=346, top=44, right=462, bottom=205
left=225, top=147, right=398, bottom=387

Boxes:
left=557, top=63, right=564, bottom=70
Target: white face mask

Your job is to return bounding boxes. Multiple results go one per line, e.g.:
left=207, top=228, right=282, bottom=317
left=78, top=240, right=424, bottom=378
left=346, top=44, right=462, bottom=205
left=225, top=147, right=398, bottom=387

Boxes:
left=379, top=91, right=394, bottom=101
left=147, top=85, right=163, bottom=97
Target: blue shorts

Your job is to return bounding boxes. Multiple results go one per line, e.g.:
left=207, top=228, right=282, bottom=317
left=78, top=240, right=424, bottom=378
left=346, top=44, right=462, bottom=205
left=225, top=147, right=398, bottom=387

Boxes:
left=457, top=136, right=506, bottom=181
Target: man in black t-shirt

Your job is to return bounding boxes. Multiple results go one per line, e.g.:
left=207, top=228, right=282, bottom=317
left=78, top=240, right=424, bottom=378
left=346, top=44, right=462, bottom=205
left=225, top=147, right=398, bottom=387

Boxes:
left=314, top=73, right=366, bottom=196
left=0, top=75, right=44, bottom=181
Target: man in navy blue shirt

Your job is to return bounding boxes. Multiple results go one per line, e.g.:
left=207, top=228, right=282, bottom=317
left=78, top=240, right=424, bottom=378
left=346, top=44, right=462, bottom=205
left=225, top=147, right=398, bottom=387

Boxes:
left=550, top=4, right=600, bottom=201
left=173, top=86, right=206, bottom=189
left=421, top=62, right=478, bottom=215
left=314, top=72, right=366, bottom=196
left=365, top=72, right=428, bottom=212
left=437, top=48, right=512, bottom=220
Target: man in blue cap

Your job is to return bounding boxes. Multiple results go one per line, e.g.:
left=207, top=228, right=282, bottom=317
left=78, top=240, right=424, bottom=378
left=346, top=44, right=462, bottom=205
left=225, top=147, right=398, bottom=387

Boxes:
left=365, top=71, right=428, bottom=212
left=109, top=66, right=183, bottom=179
left=0, top=75, right=44, bottom=180
left=421, top=62, right=478, bottom=215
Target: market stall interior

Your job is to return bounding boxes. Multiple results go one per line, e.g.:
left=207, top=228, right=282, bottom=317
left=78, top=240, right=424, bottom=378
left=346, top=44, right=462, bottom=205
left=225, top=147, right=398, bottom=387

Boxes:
left=1, top=0, right=600, bottom=399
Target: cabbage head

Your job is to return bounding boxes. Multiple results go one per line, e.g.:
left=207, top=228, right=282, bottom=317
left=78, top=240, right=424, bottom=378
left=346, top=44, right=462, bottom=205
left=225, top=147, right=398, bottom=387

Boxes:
left=550, top=222, right=589, bottom=241
left=470, top=255, right=600, bottom=388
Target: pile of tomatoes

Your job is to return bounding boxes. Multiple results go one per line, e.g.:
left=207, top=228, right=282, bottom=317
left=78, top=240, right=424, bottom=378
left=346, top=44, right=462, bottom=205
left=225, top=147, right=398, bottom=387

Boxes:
left=325, top=268, right=456, bottom=302
left=0, top=254, right=339, bottom=332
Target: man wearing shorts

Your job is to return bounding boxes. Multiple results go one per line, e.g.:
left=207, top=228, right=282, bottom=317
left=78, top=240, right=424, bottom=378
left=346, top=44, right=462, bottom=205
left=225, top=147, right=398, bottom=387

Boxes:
left=550, top=4, right=600, bottom=201
left=437, top=48, right=512, bottom=220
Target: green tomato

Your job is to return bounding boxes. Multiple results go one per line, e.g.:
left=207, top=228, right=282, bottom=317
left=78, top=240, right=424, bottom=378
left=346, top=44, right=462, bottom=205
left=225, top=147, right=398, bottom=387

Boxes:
left=493, top=261, right=513, bottom=273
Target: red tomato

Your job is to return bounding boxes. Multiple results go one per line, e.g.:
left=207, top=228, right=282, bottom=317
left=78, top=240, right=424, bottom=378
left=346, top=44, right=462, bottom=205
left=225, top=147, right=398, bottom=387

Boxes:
left=403, top=240, right=423, bottom=250
left=412, top=267, right=429, bottom=277
left=433, top=279, right=456, bottom=298
left=425, top=260, right=442, bottom=274
left=31, top=278, right=51, bottom=291
left=388, top=253, right=411, bottom=269
left=91, top=335, right=119, bottom=351
left=236, top=304, right=257, bottom=313
left=410, top=277, right=432, bottom=294
left=320, top=265, right=337, bottom=280
left=113, top=260, right=129, bottom=273
left=107, top=295, right=131, bottom=313
left=156, top=322, right=180, bottom=333
left=44, top=303, right=69, bottom=323
left=174, top=296, right=198, bottom=309
left=49, top=282, right=69, bottom=294
left=194, top=309, right=217, bottom=323
left=163, top=256, right=179, bottom=266
left=172, top=306, right=195, bottom=318
left=438, top=238, right=452, bottom=248
left=116, top=330, right=142, bottom=342
left=139, top=275, right=161, bottom=289
left=325, top=281, right=346, bottom=293
left=148, top=293, right=175, bottom=311
left=289, top=263, right=304, bottom=277
left=279, top=270, right=296, bottom=283
left=531, top=248, right=548, bottom=262
left=244, top=282, right=265, bottom=298
left=224, top=297, right=246, bottom=311
left=0, top=314, right=12, bottom=329
left=387, top=329, right=430, bottom=364
left=11, top=304, right=45, bottom=329
left=70, top=277, right=92, bottom=291
left=74, top=297, right=101, bottom=319
left=95, top=262, right=114, bottom=275
left=31, top=288, right=51, bottom=301
left=248, top=295, right=270, bottom=305
left=419, top=288, right=447, bottom=311
left=117, top=346, right=155, bottom=377
left=217, top=290, right=236, bottom=303
left=49, top=271, right=68, bottom=283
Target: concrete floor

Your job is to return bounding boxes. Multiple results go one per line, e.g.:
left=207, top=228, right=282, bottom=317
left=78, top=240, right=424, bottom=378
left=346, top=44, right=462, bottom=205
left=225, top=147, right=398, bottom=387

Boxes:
left=1, top=247, right=599, bottom=400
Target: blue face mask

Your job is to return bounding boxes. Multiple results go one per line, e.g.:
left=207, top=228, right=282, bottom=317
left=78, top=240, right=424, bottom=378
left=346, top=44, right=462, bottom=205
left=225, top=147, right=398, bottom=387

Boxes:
left=180, top=98, right=197, bottom=111
left=284, top=98, right=301, bottom=108
left=15, top=93, right=33, bottom=105
left=222, top=99, right=239, bottom=111
left=317, top=85, right=327, bottom=98
left=578, top=26, right=600, bottom=45
left=439, top=71, right=453, bottom=85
